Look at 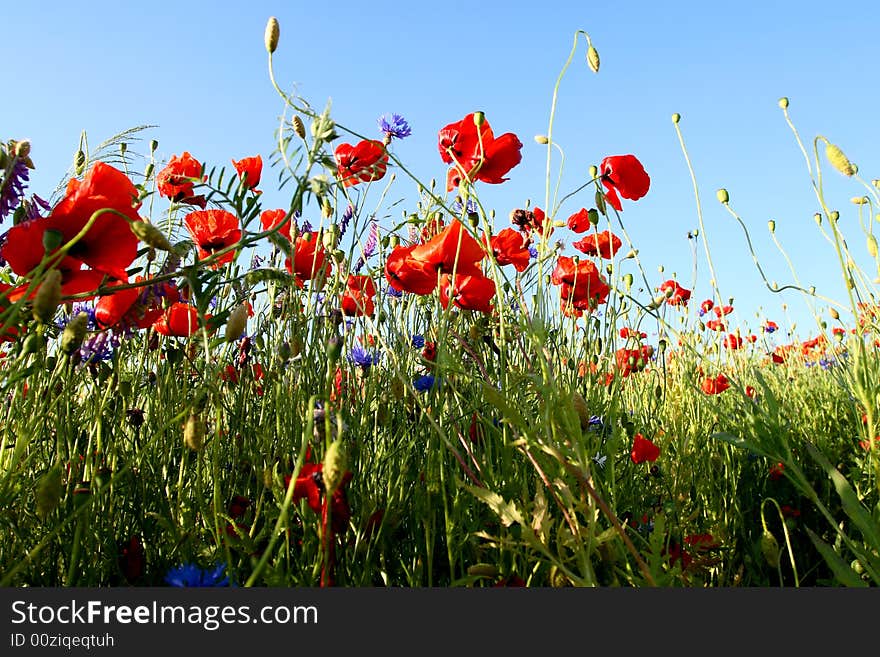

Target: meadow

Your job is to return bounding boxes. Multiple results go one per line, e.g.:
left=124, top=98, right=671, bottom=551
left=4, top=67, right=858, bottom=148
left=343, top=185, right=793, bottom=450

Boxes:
left=1, top=17, right=878, bottom=588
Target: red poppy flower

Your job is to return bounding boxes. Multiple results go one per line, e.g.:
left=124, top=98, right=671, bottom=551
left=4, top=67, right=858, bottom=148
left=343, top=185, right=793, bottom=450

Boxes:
left=156, top=152, right=206, bottom=207
left=724, top=333, right=743, bottom=350
left=384, top=245, right=439, bottom=295
left=410, top=219, right=485, bottom=276
left=659, top=279, right=691, bottom=306
left=285, top=231, right=332, bottom=287
left=768, top=462, right=785, bottom=481
left=184, top=209, right=241, bottom=268
left=152, top=302, right=211, bottom=337
left=700, top=299, right=714, bottom=314
left=573, top=230, right=623, bottom=259
left=770, top=350, right=785, bottom=364
left=334, top=140, right=389, bottom=187
left=599, top=155, right=650, bottom=212
left=615, top=346, right=653, bottom=376
left=438, top=273, right=496, bottom=313
left=260, top=209, right=291, bottom=240
left=438, top=113, right=522, bottom=191
left=96, top=278, right=179, bottom=331
left=566, top=208, right=593, bottom=233
left=232, top=155, right=262, bottom=189
left=118, top=535, right=145, bottom=584
left=422, top=341, right=437, bottom=362
left=284, top=452, right=353, bottom=535
left=705, top=318, right=725, bottom=332
left=630, top=433, right=660, bottom=464
left=484, top=227, right=530, bottom=272
left=714, top=304, right=734, bottom=317
left=2, top=162, right=140, bottom=283
left=701, top=373, right=730, bottom=395
left=0, top=283, right=22, bottom=342
left=619, top=327, right=647, bottom=340
left=763, top=320, right=778, bottom=333
left=340, top=275, right=377, bottom=317
left=509, top=207, right=546, bottom=235
left=551, top=256, right=610, bottom=311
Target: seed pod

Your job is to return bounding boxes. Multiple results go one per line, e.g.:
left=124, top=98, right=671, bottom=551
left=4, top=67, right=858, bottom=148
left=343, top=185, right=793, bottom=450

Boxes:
left=33, top=269, right=63, bottom=324
left=75, top=150, right=86, bottom=176
left=184, top=413, right=206, bottom=451
left=825, top=142, right=856, bottom=177
left=829, top=307, right=840, bottom=320
left=534, top=135, right=549, bottom=144
left=61, top=312, right=89, bottom=355
left=472, top=111, right=485, bottom=127
left=587, top=45, right=600, bottom=73
left=225, top=302, right=249, bottom=343
left=778, top=97, right=789, bottom=109
left=264, top=16, right=280, bottom=54
left=131, top=220, right=174, bottom=252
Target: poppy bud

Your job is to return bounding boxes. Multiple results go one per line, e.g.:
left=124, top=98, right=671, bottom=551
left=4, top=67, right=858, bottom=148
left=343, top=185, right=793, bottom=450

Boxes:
left=830, top=211, right=839, bottom=222
left=587, top=45, right=600, bottom=73
left=760, top=528, right=780, bottom=566
left=589, top=165, right=599, bottom=179
left=225, top=302, right=249, bottom=343
left=768, top=220, right=776, bottom=233
left=326, top=334, right=343, bottom=363
left=131, top=220, right=174, bottom=252
left=623, top=273, right=633, bottom=290
left=61, top=312, right=89, bottom=355
left=264, top=16, right=280, bottom=54
left=829, top=307, right=840, bottom=320
left=716, top=188, right=729, bottom=204
left=36, top=463, right=63, bottom=519
left=867, top=235, right=878, bottom=258
left=671, top=113, right=681, bottom=124
left=184, top=413, right=206, bottom=451
left=75, top=150, right=86, bottom=176
left=33, top=269, right=63, bottom=324
left=322, top=440, right=347, bottom=496
left=472, top=111, right=485, bottom=127
left=534, top=135, right=549, bottom=144
left=814, top=213, right=822, bottom=226
left=43, top=228, right=64, bottom=252
left=778, top=97, right=789, bottom=109
left=292, top=115, right=306, bottom=139
left=588, top=208, right=599, bottom=226
left=572, top=391, right=590, bottom=430
left=825, top=142, right=856, bottom=177
left=467, top=563, right=500, bottom=578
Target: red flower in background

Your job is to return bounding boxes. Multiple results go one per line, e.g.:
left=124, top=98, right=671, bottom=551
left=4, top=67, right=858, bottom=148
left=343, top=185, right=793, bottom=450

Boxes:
left=96, top=278, right=180, bottom=331
left=334, top=140, right=389, bottom=187
left=631, top=433, right=660, bottom=464
left=484, top=227, right=530, bottom=272
left=2, top=162, right=140, bottom=283
left=701, top=373, right=730, bottom=395
left=551, top=256, right=610, bottom=312
left=184, top=209, right=241, bottom=268
left=152, top=302, right=211, bottom=337
left=438, top=113, right=522, bottom=190
left=659, top=279, right=691, bottom=307
left=438, top=273, right=496, bottom=313
left=724, top=333, right=743, bottom=350
left=232, top=155, right=262, bottom=189
left=341, top=275, right=376, bottom=317
left=714, top=304, right=734, bottom=317
left=700, top=299, right=714, bottom=314
left=566, top=208, right=593, bottom=233
left=599, top=154, right=650, bottom=212
left=286, top=232, right=331, bottom=287
left=384, top=245, right=439, bottom=295
left=573, top=230, right=622, bottom=259
left=705, top=319, right=725, bottom=332
left=156, top=152, right=206, bottom=207
left=260, top=209, right=291, bottom=240
left=615, top=345, right=653, bottom=376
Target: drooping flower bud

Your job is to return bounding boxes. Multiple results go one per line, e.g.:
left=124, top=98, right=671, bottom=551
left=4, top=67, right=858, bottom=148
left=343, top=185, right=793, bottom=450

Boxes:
left=131, top=220, right=174, bottom=252
left=33, top=269, right=63, bottom=324
left=671, top=113, right=681, bottom=124
left=36, top=463, right=63, bottom=519
left=292, top=115, right=306, bottom=139
left=264, top=16, right=280, bottom=54
left=778, top=97, right=789, bottom=109
left=825, top=142, right=856, bottom=177
left=225, top=302, right=249, bottom=343
left=534, top=135, right=549, bottom=144
left=322, top=439, right=348, bottom=496
left=587, top=45, right=600, bottom=73
left=61, top=312, right=89, bottom=355
left=768, top=220, right=776, bottom=233
left=184, top=413, right=206, bottom=451
left=716, top=188, right=729, bottom=204
left=760, top=528, right=780, bottom=566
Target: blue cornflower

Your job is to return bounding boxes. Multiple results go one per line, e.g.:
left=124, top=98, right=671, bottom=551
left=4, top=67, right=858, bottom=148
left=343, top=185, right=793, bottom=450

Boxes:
left=348, top=344, right=381, bottom=368
left=411, top=335, right=425, bottom=349
left=386, top=286, right=403, bottom=298
left=413, top=374, right=436, bottom=392
left=25, top=194, right=51, bottom=221
left=301, top=218, right=312, bottom=233
left=79, top=331, right=118, bottom=365
left=165, top=562, right=230, bottom=587
left=528, top=246, right=538, bottom=259
left=378, top=113, right=412, bottom=141
left=56, top=304, right=98, bottom=332
left=451, top=198, right=478, bottom=215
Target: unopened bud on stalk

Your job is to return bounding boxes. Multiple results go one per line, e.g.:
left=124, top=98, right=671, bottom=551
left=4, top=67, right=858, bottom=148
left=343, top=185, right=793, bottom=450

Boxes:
left=716, top=188, right=729, bottom=204
left=473, top=111, right=485, bottom=127
left=572, top=391, right=590, bottom=430
left=264, top=17, right=280, bottom=54
left=292, top=115, right=306, bottom=139
left=36, top=463, right=63, bottom=519
left=534, top=135, right=549, bottom=144
left=851, top=196, right=869, bottom=205
left=61, top=312, right=89, bottom=355
left=830, top=211, right=839, bottom=223
left=778, top=97, right=789, bottom=109
left=814, top=212, right=822, bottom=226
left=75, top=150, right=86, bottom=176
left=184, top=413, right=206, bottom=451
left=321, top=198, right=333, bottom=219
left=829, top=307, right=840, bottom=320
left=587, top=44, right=600, bottom=73
left=33, top=270, right=62, bottom=324
left=131, top=220, right=174, bottom=252
left=671, top=113, right=681, bottom=124
left=322, top=440, right=347, bottom=496
left=867, top=235, right=878, bottom=258
left=623, top=273, right=633, bottom=290
left=589, top=165, right=599, bottom=179
left=825, top=142, right=856, bottom=177
left=760, top=528, right=780, bottom=566
left=768, top=220, right=776, bottom=233
left=588, top=208, right=599, bottom=226
left=326, top=334, right=343, bottom=363
left=225, top=302, right=249, bottom=343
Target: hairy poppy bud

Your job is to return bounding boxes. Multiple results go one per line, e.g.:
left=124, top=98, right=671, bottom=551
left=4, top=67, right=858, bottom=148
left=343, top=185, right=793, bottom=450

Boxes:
left=534, top=135, right=549, bottom=144
left=131, top=220, right=174, bottom=252
left=829, top=307, right=840, bottom=320
left=768, top=220, right=776, bottom=233
left=33, top=269, right=63, bottom=324
left=760, top=528, right=780, bottom=566
left=825, top=142, right=856, bottom=177
left=572, top=391, right=590, bottom=430
left=473, top=111, right=485, bottom=127
left=184, top=413, right=206, bottom=451
left=264, top=16, right=280, bottom=54
left=587, top=45, right=600, bottom=73
left=778, top=97, right=789, bottom=109
left=867, top=235, right=878, bottom=258
left=851, top=196, right=869, bottom=205
left=225, top=302, right=249, bottom=343
left=36, top=463, right=63, bottom=520
left=322, top=439, right=347, bottom=496
left=75, top=150, right=86, bottom=176
left=292, top=115, right=306, bottom=139
left=716, top=188, right=729, bottom=204
left=61, top=312, right=89, bottom=355
left=814, top=212, right=822, bottom=226
left=671, top=113, right=681, bottom=124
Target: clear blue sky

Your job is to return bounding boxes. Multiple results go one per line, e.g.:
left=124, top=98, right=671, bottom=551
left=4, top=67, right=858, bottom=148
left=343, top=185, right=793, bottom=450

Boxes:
left=5, top=0, right=878, bottom=343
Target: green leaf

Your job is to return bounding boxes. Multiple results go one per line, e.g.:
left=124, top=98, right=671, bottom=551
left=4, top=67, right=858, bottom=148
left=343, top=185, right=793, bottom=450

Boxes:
left=480, top=382, right=528, bottom=431
left=465, top=485, right=523, bottom=527
left=805, top=527, right=868, bottom=588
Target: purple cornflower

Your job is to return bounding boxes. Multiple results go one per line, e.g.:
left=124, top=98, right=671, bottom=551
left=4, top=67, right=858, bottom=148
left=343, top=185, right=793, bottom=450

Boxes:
left=56, top=305, right=98, bottom=332
left=0, top=157, right=30, bottom=222
left=25, top=194, right=51, bottom=221
left=378, top=113, right=411, bottom=141
left=165, top=562, right=230, bottom=587
left=301, top=217, right=312, bottom=233
left=79, top=331, right=119, bottom=364
left=386, top=286, right=403, bottom=298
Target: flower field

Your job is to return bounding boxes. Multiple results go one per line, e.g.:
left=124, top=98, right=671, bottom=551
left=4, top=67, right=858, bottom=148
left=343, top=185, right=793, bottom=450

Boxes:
left=1, top=17, right=878, bottom=588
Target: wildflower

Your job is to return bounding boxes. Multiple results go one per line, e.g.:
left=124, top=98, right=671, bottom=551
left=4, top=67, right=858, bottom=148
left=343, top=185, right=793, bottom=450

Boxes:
left=699, top=299, right=714, bottom=316
left=768, top=462, right=785, bottom=481
left=630, top=433, right=660, bottom=464
left=155, top=152, right=206, bottom=207
left=414, top=374, right=436, bottom=392
left=165, top=563, right=230, bottom=587
left=118, top=535, right=145, bottom=584
left=713, top=304, right=734, bottom=317
left=439, top=112, right=523, bottom=191
left=551, top=256, right=610, bottom=313
left=566, top=208, right=592, bottom=233
left=411, top=334, right=425, bottom=349
left=573, top=231, right=622, bottom=259
left=438, top=272, right=496, bottom=313
left=599, top=154, right=650, bottom=212
left=378, top=113, right=412, bottom=141
left=0, top=149, right=30, bottom=222
left=334, top=140, right=389, bottom=187
left=152, top=302, right=210, bottom=337
left=348, top=344, right=381, bottom=368
left=422, top=341, right=436, bottom=361
left=232, top=155, right=262, bottom=189
left=410, top=219, right=485, bottom=276
left=724, top=333, right=743, bottom=350
left=183, top=209, right=241, bottom=268
left=341, top=274, right=377, bottom=317
left=483, top=227, right=530, bottom=272
left=701, top=373, right=730, bottom=395
left=284, top=449, right=353, bottom=535
left=260, top=209, right=291, bottom=240
left=286, top=231, right=332, bottom=287
left=659, top=279, right=691, bottom=307
left=763, top=320, right=778, bottom=334
left=705, top=318, right=725, bottom=332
